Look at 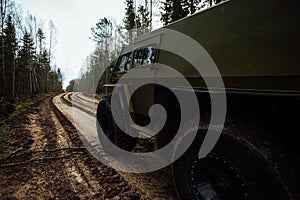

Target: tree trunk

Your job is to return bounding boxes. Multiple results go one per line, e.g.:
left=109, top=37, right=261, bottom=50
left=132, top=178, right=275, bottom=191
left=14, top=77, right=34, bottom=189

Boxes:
left=190, top=0, right=195, bottom=14
left=29, top=68, right=32, bottom=96
left=150, top=0, right=152, bottom=30
left=1, top=0, right=7, bottom=98
left=12, top=60, right=15, bottom=97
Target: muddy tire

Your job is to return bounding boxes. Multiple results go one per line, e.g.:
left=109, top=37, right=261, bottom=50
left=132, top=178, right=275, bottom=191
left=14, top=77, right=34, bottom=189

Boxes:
left=96, top=96, right=115, bottom=142
left=96, top=94, right=136, bottom=151
left=173, top=131, right=290, bottom=200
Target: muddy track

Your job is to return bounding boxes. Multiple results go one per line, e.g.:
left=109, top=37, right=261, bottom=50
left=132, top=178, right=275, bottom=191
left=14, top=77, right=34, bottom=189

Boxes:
left=0, top=95, right=149, bottom=199
left=0, top=94, right=178, bottom=199
left=54, top=93, right=178, bottom=199
left=60, top=93, right=95, bottom=116
left=73, top=93, right=98, bottom=106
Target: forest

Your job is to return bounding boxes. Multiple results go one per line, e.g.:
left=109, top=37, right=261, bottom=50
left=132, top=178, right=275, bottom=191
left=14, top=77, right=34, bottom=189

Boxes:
left=66, top=0, right=224, bottom=93
left=0, top=0, right=63, bottom=102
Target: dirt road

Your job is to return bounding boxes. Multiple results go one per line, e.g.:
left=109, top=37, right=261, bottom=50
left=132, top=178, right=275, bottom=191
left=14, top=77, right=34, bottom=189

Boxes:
left=0, top=93, right=177, bottom=199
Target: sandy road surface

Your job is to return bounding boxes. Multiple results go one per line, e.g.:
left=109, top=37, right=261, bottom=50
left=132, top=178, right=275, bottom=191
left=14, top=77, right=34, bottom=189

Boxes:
left=53, top=92, right=178, bottom=199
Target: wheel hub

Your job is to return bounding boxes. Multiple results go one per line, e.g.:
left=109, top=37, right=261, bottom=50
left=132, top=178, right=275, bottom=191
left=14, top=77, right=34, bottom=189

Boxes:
left=190, top=153, right=249, bottom=200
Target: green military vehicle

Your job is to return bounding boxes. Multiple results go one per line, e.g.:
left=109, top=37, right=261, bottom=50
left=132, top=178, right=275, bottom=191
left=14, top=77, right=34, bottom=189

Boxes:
left=96, top=0, right=300, bottom=199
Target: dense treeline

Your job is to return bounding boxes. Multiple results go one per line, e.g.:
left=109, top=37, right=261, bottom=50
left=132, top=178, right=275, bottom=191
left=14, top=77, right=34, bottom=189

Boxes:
left=161, top=0, right=224, bottom=25
left=67, top=0, right=223, bottom=94
left=0, top=0, right=63, bottom=101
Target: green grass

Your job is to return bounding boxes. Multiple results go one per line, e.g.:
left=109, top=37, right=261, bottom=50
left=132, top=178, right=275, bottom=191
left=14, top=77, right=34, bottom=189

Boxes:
left=10, top=100, right=30, bottom=119
left=0, top=93, right=52, bottom=153
left=15, top=101, right=28, bottom=110
left=0, top=99, right=31, bottom=154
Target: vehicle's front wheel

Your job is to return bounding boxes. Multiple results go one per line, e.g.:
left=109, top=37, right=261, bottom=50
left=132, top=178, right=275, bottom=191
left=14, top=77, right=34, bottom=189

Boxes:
left=173, top=131, right=290, bottom=200
left=96, top=94, right=136, bottom=152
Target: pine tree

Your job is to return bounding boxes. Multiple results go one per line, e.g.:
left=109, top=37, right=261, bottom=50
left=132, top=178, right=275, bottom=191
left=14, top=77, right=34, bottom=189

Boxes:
left=91, top=17, right=113, bottom=86
left=171, top=0, right=186, bottom=21
left=123, top=0, right=136, bottom=42
left=35, top=28, right=48, bottom=93
left=17, top=31, right=35, bottom=97
left=48, top=66, right=62, bottom=93
left=40, top=50, right=50, bottom=92
left=161, top=0, right=187, bottom=25
left=161, top=0, right=224, bottom=25
left=161, top=0, right=173, bottom=25
left=182, top=0, right=199, bottom=15
left=124, top=0, right=136, bottom=30
left=0, top=0, right=8, bottom=99
left=91, top=17, right=112, bottom=46
left=190, top=0, right=197, bottom=14
left=3, top=15, right=17, bottom=99
left=36, top=28, right=45, bottom=55
left=136, top=5, right=151, bottom=35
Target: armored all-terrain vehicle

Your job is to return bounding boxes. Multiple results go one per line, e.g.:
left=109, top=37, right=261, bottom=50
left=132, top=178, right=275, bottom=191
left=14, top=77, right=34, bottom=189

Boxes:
left=96, top=0, right=300, bottom=199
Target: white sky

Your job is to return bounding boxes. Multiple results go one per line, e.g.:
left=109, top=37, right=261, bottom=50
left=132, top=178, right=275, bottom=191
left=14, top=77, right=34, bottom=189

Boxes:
left=14, top=0, right=125, bottom=89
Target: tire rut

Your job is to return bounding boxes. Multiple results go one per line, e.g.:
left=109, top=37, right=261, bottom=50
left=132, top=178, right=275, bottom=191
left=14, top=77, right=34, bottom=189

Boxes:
left=0, top=95, right=145, bottom=199
left=55, top=93, right=179, bottom=200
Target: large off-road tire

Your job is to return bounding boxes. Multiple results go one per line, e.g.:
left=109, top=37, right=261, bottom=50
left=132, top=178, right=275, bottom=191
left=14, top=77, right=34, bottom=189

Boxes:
left=96, top=95, right=115, bottom=142
left=173, top=131, right=290, bottom=200
left=96, top=94, right=136, bottom=151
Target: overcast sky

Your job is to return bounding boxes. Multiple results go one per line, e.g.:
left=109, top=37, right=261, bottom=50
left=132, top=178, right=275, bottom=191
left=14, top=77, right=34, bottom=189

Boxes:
left=14, top=0, right=126, bottom=88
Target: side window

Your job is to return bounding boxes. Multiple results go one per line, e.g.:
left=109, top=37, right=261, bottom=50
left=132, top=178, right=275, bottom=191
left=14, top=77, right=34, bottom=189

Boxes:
left=133, top=47, right=157, bottom=67
left=144, top=47, right=157, bottom=64
left=133, top=49, right=144, bottom=67
left=117, top=52, right=132, bottom=73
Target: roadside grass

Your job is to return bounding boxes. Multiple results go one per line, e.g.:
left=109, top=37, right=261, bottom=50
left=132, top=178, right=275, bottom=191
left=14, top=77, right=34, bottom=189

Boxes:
left=0, top=100, right=29, bottom=155
left=0, top=93, right=51, bottom=154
